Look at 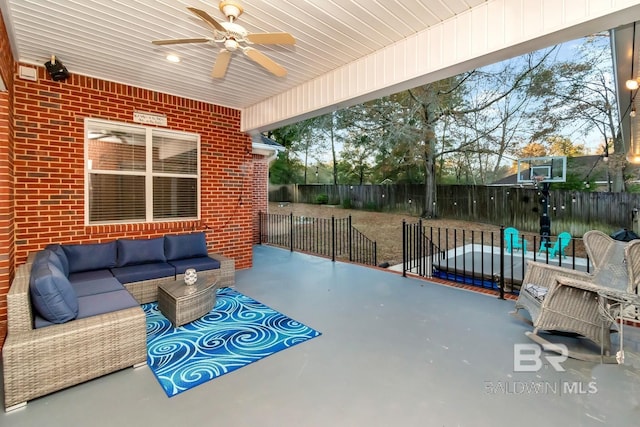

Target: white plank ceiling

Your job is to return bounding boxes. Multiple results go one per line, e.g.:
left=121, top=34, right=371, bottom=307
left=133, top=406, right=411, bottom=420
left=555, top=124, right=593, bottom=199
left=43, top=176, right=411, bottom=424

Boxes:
left=0, top=0, right=486, bottom=111
left=3, top=0, right=640, bottom=134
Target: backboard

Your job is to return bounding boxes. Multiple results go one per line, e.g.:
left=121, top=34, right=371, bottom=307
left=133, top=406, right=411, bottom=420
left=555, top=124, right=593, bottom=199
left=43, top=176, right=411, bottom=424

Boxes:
left=516, top=156, right=567, bottom=184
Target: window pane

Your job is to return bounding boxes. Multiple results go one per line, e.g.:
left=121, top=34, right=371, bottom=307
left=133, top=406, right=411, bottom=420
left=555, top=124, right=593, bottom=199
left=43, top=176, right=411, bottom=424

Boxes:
left=89, top=174, right=146, bottom=222
left=153, top=177, right=197, bottom=219
left=86, top=119, right=200, bottom=225
left=88, top=124, right=146, bottom=172
left=153, top=133, right=197, bottom=174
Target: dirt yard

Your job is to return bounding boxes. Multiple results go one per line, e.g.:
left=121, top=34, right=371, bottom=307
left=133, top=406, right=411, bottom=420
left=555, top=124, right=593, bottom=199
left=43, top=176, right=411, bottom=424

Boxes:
left=269, top=202, right=509, bottom=266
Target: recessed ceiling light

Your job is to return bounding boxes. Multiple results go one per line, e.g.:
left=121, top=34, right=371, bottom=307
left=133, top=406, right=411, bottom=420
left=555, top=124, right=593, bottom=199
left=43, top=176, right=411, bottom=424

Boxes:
left=166, top=54, right=181, bottom=63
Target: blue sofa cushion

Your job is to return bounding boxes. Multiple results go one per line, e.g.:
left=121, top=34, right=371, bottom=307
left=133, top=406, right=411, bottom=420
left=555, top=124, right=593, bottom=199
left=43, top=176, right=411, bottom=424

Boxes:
left=30, top=251, right=78, bottom=325
left=45, top=244, right=69, bottom=277
left=36, top=289, right=140, bottom=327
left=68, top=269, right=115, bottom=283
left=117, top=237, right=166, bottom=267
left=71, top=277, right=125, bottom=298
left=62, top=241, right=117, bottom=274
left=39, top=248, right=66, bottom=277
left=76, top=290, right=140, bottom=319
left=169, top=256, right=221, bottom=275
left=164, top=232, right=208, bottom=261
left=110, top=262, right=175, bottom=284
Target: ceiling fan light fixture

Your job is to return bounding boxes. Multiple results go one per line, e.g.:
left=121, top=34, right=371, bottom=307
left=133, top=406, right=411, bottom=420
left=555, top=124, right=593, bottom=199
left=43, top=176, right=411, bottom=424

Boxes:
left=224, top=38, right=239, bottom=51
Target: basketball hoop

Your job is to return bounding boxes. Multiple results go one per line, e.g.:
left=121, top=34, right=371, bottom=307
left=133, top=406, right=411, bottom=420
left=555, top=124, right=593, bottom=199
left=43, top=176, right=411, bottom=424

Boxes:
left=532, top=175, right=545, bottom=188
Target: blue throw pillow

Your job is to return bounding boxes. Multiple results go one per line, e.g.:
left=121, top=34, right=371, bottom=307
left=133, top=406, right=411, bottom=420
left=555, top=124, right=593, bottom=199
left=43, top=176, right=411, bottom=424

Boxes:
left=164, top=232, right=208, bottom=261
left=30, top=251, right=78, bottom=324
left=62, top=241, right=117, bottom=274
left=45, top=244, right=70, bottom=277
left=116, top=237, right=167, bottom=267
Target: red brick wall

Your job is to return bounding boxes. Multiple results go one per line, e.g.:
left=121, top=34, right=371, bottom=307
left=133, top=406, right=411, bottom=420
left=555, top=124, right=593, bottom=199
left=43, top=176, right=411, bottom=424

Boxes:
left=6, top=64, right=253, bottom=314
left=0, top=9, right=15, bottom=331
left=252, top=154, right=269, bottom=243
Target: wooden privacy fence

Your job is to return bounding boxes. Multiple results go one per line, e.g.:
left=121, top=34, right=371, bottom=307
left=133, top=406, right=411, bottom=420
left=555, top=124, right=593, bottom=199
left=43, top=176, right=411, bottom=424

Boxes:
left=270, top=184, right=640, bottom=236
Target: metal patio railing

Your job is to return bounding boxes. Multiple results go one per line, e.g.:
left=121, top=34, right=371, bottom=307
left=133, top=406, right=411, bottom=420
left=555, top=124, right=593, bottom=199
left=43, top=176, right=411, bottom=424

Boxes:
left=402, top=222, right=590, bottom=297
left=259, top=212, right=377, bottom=266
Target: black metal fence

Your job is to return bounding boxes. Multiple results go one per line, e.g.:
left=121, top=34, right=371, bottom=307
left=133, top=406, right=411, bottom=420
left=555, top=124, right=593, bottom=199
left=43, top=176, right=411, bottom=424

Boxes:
left=258, top=212, right=377, bottom=266
left=259, top=212, right=593, bottom=296
left=402, top=221, right=590, bottom=297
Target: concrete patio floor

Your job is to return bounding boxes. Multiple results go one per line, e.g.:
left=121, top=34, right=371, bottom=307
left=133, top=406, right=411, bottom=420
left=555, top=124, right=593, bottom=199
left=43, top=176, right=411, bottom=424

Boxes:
left=1, top=245, right=639, bottom=426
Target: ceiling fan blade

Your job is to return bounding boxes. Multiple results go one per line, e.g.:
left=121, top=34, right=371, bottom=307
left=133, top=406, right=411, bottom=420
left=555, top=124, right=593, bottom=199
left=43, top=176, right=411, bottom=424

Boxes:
left=212, top=49, right=232, bottom=78
left=187, top=7, right=226, bottom=33
left=243, top=47, right=287, bottom=77
left=246, top=32, right=296, bottom=45
left=152, top=38, right=210, bottom=45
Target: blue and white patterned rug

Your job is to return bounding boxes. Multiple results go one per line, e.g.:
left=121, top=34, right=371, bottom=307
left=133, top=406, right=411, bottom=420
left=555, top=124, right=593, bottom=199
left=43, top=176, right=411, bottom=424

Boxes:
left=143, top=287, right=321, bottom=397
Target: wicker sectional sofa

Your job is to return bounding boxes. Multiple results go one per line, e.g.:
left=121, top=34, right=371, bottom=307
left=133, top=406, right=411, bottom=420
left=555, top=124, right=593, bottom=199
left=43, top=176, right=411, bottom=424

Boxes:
left=2, top=232, right=234, bottom=411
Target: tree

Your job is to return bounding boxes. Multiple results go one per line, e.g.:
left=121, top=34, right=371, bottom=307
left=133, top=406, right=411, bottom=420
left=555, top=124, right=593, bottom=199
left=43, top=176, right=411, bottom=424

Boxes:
left=547, top=136, right=586, bottom=156
left=515, top=142, right=548, bottom=158
left=268, top=117, right=323, bottom=184
left=532, top=34, right=624, bottom=191
left=338, top=134, right=374, bottom=184
left=268, top=152, right=304, bottom=184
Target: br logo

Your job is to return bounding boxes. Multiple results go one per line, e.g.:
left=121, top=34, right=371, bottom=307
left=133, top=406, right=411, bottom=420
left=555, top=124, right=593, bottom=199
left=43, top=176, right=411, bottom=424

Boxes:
left=513, top=343, right=568, bottom=372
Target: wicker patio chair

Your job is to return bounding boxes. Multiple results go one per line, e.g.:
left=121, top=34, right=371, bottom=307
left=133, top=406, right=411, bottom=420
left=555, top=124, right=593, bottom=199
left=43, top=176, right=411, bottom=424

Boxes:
left=511, top=230, right=637, bottom=362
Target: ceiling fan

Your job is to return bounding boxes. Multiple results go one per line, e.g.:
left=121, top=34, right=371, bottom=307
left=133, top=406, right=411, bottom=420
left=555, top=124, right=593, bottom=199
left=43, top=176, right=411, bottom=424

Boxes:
left=152, top=0, right=295, bottom=78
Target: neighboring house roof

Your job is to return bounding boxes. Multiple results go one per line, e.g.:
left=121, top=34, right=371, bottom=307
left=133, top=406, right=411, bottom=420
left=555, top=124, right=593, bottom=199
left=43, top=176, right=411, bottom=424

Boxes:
left=491, top=155, right=608, bottom=186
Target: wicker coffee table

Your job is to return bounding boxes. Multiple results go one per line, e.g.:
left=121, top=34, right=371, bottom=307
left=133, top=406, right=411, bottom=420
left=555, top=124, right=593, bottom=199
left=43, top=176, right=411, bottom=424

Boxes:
left=157, top=277, right=218, bottom=327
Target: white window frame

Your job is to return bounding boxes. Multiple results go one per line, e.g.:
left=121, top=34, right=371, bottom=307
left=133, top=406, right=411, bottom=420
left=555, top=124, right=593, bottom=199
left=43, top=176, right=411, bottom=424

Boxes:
left=84, top=118, right=201, bottom=225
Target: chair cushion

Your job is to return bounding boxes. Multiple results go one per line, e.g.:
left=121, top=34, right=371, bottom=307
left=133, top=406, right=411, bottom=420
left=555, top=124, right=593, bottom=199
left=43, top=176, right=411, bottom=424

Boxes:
left=110, top=262, right=176, bottom=284
left=45, top=244, right=70, bottom=277
left=117, top=237, right=166, bottom=267
left=71, top=277, right=126, bottom=297
left=164, top=232, right=208, bottom=261
left=169, top=256, right=221, bottom=274
left=76, top=289, right=140, bottom=319
left=68, top=269, right=115, bottom=283
left=62, top=241, right=117, bottom=274
left=523, top=283, right=548, bottom=302
left=30, top=251, right=79, bottom=324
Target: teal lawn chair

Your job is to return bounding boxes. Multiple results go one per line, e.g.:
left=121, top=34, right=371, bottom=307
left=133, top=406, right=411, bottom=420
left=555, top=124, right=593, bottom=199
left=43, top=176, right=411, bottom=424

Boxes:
left=539, top=231, right=572, bottom=258
left=504, top=227, right=527, bottom=254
